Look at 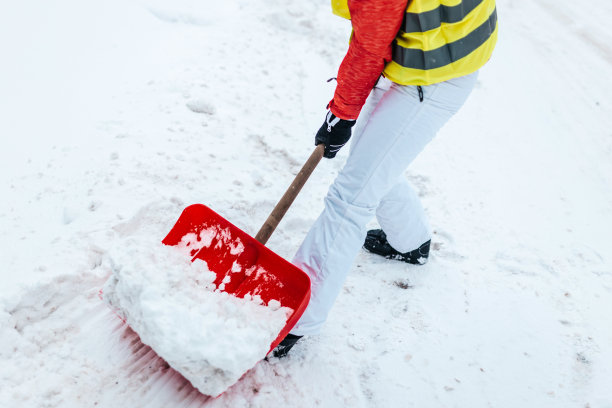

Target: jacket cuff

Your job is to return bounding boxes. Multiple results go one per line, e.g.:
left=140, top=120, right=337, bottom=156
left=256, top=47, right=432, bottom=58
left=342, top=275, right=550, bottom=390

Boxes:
left=328, top=98, right=359, bottom=121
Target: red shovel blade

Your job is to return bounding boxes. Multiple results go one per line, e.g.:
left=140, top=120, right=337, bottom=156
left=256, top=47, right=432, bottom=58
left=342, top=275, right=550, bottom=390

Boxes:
left=162, top=204, right=311, bottom=352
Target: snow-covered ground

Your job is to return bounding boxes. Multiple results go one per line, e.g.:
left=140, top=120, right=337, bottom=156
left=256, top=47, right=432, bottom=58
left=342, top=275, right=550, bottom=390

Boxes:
left=1, top=0, right=611, bottom=406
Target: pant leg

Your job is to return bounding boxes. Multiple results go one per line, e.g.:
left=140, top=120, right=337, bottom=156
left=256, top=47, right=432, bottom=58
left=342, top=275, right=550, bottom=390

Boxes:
left=376, top=177, right=431, bottom=253
left=291, top=72, right=479, bottom=336
left=360, top=78, right=430, bottom=253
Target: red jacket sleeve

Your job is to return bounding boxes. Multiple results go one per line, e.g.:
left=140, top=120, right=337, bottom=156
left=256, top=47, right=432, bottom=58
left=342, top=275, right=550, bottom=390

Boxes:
left=329, top=0, right=408, bottom=120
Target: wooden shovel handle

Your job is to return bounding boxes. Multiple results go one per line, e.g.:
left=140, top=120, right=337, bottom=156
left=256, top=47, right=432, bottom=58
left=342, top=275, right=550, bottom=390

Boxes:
left=255, top=144, right=325, bottom=245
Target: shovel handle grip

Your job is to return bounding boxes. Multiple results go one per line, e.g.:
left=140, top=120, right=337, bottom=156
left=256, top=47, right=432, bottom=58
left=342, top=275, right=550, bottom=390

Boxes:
left=255, top=144, right=325, bottom=245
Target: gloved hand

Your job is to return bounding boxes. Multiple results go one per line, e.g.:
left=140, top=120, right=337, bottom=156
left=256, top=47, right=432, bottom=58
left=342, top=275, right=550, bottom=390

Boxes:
left=314, top=111, right=356, bottom=159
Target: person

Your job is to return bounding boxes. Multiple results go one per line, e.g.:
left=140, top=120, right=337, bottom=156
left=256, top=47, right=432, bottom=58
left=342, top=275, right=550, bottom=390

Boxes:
left=274, top=0, right=498, bottom=357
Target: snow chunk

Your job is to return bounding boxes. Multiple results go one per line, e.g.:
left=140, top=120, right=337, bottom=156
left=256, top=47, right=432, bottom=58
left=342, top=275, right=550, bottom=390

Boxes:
left=267, top=299, right=281, bottom=311
left=186, top=99, right=216, bottom=115
left=103, top=239, right=292, bottom=397
left=176, top=228, right=216, bottom=254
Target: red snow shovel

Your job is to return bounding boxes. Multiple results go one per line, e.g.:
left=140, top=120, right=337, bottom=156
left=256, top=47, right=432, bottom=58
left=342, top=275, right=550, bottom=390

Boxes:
left=162, top=144, right=324, bottom=352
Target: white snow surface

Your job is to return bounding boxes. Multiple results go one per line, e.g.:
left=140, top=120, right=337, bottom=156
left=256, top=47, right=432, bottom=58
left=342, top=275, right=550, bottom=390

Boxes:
left=1, top=0, right=612, bottom=407
left=103, top=234, right=292, bottom=397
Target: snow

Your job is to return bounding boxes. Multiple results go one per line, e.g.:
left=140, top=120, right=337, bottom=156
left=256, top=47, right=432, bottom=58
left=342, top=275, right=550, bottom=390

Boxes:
left=1, top=0, right=612, bottom=407
left=103, top=237, right=292, bottom=397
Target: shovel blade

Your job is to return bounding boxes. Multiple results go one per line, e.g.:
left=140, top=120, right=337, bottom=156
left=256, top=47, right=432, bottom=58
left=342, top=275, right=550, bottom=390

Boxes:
left=162, top=204, right=310, bottom=352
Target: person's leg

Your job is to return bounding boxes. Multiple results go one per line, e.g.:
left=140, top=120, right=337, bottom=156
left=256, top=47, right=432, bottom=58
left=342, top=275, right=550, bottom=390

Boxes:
left=362, top=79, right=430, bottom=255
left=291, top=72, right=479, bottom=336
left=374, top=177, right=431, bottom=253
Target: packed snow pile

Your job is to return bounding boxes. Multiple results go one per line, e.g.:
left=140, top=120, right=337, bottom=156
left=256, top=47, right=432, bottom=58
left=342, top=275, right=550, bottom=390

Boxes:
left=103, top=233, right=293, bottom=397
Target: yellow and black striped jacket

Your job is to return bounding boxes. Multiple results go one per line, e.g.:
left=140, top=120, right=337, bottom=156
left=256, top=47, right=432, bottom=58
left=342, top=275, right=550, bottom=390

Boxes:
left=332, top=0, right=498, bottom=85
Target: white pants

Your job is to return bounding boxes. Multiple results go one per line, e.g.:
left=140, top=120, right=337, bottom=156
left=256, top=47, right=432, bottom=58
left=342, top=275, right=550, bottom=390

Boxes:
left=291, top=72, right=479, bottom=336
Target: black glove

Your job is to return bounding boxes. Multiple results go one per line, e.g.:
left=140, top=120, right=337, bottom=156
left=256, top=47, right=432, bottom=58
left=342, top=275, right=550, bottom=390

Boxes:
left=314, top=111, right=356, bottom=159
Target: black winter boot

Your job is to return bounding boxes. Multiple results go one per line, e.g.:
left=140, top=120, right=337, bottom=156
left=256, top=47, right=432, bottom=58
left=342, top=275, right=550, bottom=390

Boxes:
left=363, top=229, right=430, bottom=265
left=272, top=334, right=302, bottom=358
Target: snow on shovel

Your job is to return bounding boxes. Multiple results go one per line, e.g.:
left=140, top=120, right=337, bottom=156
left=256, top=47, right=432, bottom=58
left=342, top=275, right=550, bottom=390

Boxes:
left=103, top=145, right=324, bottom=397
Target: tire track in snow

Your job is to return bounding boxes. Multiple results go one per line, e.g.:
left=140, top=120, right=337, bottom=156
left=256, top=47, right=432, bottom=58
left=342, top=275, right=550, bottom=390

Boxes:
left=534, top=0, right=612, bottom=65
left=1, top=273, right=212, bottom=408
